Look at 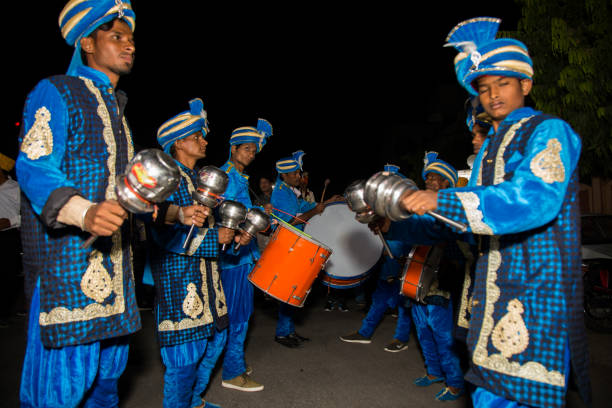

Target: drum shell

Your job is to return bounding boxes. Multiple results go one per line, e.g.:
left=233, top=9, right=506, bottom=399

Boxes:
left=249, top=223, right=331, bottom=307
left=399, top=245, right=441, bottom=303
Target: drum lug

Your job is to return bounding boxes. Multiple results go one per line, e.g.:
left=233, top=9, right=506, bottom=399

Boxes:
left=266, top=275, right=278, bottom=292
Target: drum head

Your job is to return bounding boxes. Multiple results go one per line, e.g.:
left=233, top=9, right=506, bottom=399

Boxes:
left=305, top=202, right=382, bottom=282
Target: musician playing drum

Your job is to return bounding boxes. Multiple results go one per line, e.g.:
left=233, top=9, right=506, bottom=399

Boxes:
left=270, top=150, right=341, bottom=348
left=340, top=164, right=414, bottom=352
left=377, top=153, right=466, bottom=401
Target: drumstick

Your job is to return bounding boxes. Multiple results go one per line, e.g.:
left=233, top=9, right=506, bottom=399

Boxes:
left=320, top=179, right=330, bottom=203
left=376, top=229, right=394, bottom=259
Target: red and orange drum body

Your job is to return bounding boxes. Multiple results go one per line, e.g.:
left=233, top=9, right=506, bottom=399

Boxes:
left=399, top=245, right=443, bottom=303
left=248, top=222, right=332, bottom=307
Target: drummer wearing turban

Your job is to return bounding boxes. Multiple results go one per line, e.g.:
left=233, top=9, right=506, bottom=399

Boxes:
left=217, top=119, right=273, bottom=392
left=401, top=16, right=589, bottom=408
left=270, top=151, right=341, bottom=348
left=16, top=1, right=139, bottom=407
left=340, top=164, right=414, bottom=353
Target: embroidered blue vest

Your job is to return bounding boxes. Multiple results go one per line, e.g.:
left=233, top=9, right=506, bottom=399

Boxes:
left=17, top=72, right=140, bottom=347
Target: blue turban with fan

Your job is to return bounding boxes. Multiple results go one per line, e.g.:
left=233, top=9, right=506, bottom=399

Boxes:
left=276, top=150, right=306, bottom=174
left=157, top=98, right=209, bottom=154
left=444, top=17, right=533, bottom=94
left=59, top=0, right=136, bottom=76
left=422, top=152, right=458, bottom=188
left=229, top=119, right=273, bottom=159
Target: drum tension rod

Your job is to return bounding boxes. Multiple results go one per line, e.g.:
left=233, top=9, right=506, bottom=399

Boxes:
left=266, top=275, right=277, bottom=292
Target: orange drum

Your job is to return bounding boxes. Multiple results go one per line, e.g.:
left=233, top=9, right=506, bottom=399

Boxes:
left=400, top=245, right=444, bottom=303
left=248, top=221, right=332, bottom=307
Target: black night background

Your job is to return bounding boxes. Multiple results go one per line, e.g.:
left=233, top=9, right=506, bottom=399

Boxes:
left=5, top=1, right=521, bottom=198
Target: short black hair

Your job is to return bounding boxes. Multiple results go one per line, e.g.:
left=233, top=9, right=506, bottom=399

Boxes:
left=80, top=19, right=119, bottom=64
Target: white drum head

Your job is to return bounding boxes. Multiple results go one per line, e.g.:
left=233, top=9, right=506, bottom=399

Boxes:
left=305, top=202, right=382, bottom=280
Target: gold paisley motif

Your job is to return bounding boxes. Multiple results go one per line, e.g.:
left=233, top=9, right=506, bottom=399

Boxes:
left=22, top=107, right=54, bottom=160
left=182, top=283, right=204, bottom=319
left=81, top=251, right=113, bottom=303
left=493, top=116, right=534, bottom=185
left=530, top=138, right=565, bottom=184
left=491, top=299, right=530, bottom=358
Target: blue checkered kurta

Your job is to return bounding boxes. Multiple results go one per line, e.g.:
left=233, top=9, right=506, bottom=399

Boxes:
left=435, top=107, right=590, bottom=407
left=16, top=66, right=141, bottom=348
left=149, top=161, right=228, bottom=347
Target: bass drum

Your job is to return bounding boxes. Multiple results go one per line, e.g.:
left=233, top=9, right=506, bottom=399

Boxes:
left=305, top=202, right=382, bottom=288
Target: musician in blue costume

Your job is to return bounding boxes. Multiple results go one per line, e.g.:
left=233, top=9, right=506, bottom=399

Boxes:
left=455, top=98, right=492, bottom=342
left=150, top=99, right=233, bottom=408
left=401, top=17, right=591, bottom=408
left=340, top=164, right=413, bottom=352
left=16, top=2, right=140, bottom=406
left=270, top=151, right=341, bottom=347
left=218, top=119, right=272, bottom=392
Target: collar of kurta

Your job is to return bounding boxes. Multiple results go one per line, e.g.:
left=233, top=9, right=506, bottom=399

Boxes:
left=224, top=161, right=249, bottom=181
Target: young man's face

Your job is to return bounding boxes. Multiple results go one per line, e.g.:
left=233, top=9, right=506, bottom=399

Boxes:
left=281, top=170, right=301, bottom=187
left=425, top=172, right=450, bottom=192
left=475, top=76, right=532, bottom=127
left=81, top=19, right=135, bottom=83
left=231, top=143, right=257, bottom=169
left=176, top=131, right=207, bottom=160
left=259, top=177, right=272, bottom=193
left=471, top=123, right=489, bottom=154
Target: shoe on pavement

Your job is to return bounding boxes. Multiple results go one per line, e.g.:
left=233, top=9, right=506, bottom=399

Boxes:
left=245, top=365, right=253, bottom=376
left=337, top=303, right=349, bottom=312
left=414, top=375, right=444, bottom=387
left=288, top=332, right=310, bottom=342
left=435, top=387, right=464, bottom=401
left=324, top=300, right=335, bottom=311
left=384, top=339, right=409, bottom=352
left=221, top=373, right=264, bottom=392
left=275, top=335, right=301, bottom=348
left=340, top=332, right=371, bottom=344
left=194, top=400, right=222, bottom=408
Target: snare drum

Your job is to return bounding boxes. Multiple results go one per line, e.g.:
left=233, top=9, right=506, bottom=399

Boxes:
left=305, top=202, right=382, bottom=289
left=248, top=221, right=332, bottom=307
left=400, top=245, right=444, bottom=302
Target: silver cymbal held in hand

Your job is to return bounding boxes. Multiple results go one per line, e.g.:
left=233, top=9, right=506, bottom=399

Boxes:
left=233, top=208, right=270, bottom=252
left=363, top=171, right=468, bottom=232
left=217, top=200, right=247, bottom=252
left=344, top=179, right=394, bottom=259
left=82, top=148, right=181, bottom=248
left=182, top=166, right=229, bottom=250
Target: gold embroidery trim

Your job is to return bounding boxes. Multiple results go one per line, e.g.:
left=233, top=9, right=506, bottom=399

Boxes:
left=177, top=167, right=210, bottom=256
left=456, top=241, right=474, bottom=329
left=456, top=192, right=494, bottom=235
left=22, top=107, right=54, bottom=160
left=530, top=139, right=565, bottom=184
left=39, top=78, right=126, bottom=326
left=472, top=117, right=566, bottom=386
left=210, top=259, right=227, bottom=317
left=158, top=257, right=216, bottom=332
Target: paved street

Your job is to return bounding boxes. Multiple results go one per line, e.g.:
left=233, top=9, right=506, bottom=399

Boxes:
left=1, top=284, right=609, bottom=407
